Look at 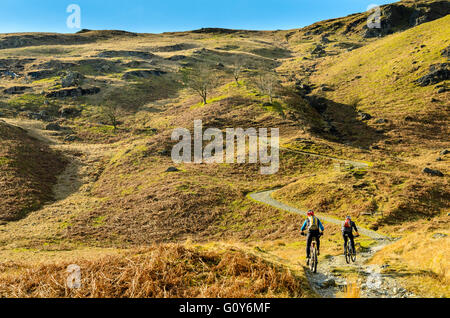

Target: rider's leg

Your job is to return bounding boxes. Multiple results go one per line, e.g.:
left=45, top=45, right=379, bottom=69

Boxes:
left=343, top=233, right=348, bottom=253
left=349, top=233, right=355, bottom=252
left=306, top=232, right=313, bottom=259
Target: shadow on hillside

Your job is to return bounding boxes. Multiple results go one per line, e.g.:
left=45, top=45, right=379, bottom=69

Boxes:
left=307, top=96, right=385, bottom=150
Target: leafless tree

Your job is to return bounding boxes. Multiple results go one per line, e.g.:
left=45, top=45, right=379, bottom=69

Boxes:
left=230, top=58, right=245, bottom=85
left=99, top=103, right=123, bottom=131
left=253, top=70, right=280, bottom=104
left=181, top=64, right=218, bottom=105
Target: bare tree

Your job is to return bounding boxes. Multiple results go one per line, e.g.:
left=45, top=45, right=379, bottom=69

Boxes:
left=230, top=57, right=245, bottom=85
left=99, top=103, right=123, bottom=131
left=253, top=70, right=280, bottom=104
left=181, top=64, right=218, bottom=105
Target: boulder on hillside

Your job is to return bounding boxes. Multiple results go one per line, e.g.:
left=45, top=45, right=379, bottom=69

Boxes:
left=45, top=123, right=61, bottom=131
left=358, top=112, right=372, bottom=121
left=165, top=167, right=180, bottom=173
left=61, top=71, right=84, bottom=88
left=423, top=167, right=444, bottom=177
left=59, top=106, right=81, bottom=118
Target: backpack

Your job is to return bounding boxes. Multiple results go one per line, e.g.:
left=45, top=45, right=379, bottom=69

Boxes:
left=344, top=218, right=352, bottom=228
left=308, top=216, right=319, bottom=231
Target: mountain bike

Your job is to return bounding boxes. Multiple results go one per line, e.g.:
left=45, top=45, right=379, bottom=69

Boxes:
left=302, top=232, right=322, bottom=273
left=344, top=233, right=359, bottom=264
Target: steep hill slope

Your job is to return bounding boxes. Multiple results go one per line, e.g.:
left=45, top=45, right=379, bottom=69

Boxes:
left=0, top=121, right=65, bottom=221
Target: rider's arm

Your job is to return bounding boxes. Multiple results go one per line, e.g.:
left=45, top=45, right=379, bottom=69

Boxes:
left=300, top=219, right=308, bottom=231
left=352, top=222, right=358, bottom=233
left=318, top=219, right=324, bottom=232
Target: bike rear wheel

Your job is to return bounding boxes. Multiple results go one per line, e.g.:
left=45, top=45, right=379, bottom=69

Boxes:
left=351, top=247, right=357, bottom=262
left=345, top=242, right=351, bottom=264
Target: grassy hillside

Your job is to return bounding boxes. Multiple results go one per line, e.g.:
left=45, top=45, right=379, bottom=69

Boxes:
left=0, top=121, right=66, bottom=221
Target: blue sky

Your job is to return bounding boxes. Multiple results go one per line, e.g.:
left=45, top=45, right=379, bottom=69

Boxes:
left=0, top=0, right=397, bottom=34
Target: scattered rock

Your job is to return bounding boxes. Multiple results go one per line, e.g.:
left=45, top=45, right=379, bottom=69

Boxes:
left=375, top=118, right=388, bottom=124
left=423, top=167, right=444, bottom=177
left=165, top=167, right=180, bottom=173
left=0, top=70, right=19, bottom=79
left=441, top=46, right=450, bottom=60
left=311, top=44, right=326, bottom=57
left=440, top=149, right=449, bottom=155
left=432, top=233, right=447, bottom=239
left=27, top=111, right=51, bottom=121
left=59, top=106, right=81, bottom=118
left=320, top=278, right=336, bottom=288
left=358, top=112, right=372, bottom=121
left=64, top=135, right=79, bottom=142
left=45, top=123, right=61, bottom=131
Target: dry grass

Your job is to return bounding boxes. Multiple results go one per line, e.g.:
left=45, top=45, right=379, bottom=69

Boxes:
left=0, top=244, right=307, bottom=298
left=370, top=220, right=450, bottom=297
left=343, top=281, right=361, bottom=298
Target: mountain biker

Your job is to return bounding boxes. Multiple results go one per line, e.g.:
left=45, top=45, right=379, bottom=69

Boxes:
left=342, top=216, right=359, bottom=254
left=301, top=210, right=324, bottom=265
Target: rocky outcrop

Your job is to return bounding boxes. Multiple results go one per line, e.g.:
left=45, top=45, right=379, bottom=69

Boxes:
left=311, top=44, right=326, bottom=57
left=97, top=50, right=154, bottom=59
left=361, top=1, right=450, bottom=38
left=59, top=106, right=81, bottom=118
left=45, top=87, right=100, bottom=98
left=415, top=63, right=449, bottom=86
left=27, top=70, right=54, bottom=80
left=78, top=59, right=118, bottom=73
left=61, top=71, right=84, bottom=88
left=122, top=69, right=167, bottom=80
left=3, top=86, right=30, bottom=94
left=150, top=43, right=196, bottom=52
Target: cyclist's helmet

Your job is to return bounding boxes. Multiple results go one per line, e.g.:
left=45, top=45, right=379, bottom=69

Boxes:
left=346, top=216, right=352, bottom=221
left=307, top=210, right=314, bottom=216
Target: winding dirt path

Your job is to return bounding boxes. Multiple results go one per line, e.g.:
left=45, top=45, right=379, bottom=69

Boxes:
left=249, top=153, right=417, bottom=298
